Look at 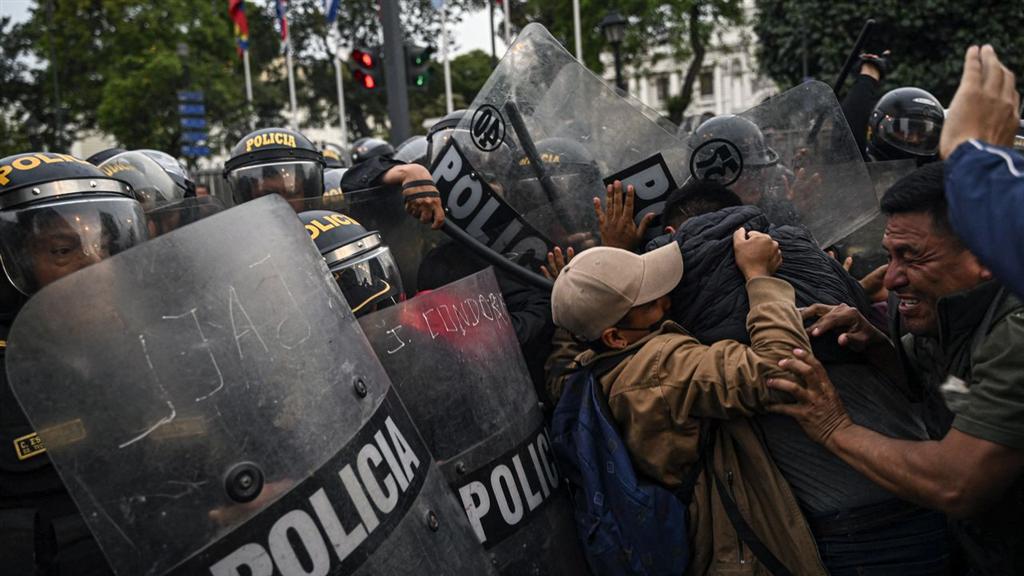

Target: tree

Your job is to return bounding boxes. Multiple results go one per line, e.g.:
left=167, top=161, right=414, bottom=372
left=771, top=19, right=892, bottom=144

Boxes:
left=508, top=0, right=744, bottom=119
left=753, top=0, right=1024, bottom=103
left=2, top=0, right=486, bottom=157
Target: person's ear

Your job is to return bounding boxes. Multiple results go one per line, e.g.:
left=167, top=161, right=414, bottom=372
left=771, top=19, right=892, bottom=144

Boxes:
left=980, top=265, right=993, bottom=281
left=664, top=225, right=676, bottom=235
left=601, top=326, right=629, bottom=350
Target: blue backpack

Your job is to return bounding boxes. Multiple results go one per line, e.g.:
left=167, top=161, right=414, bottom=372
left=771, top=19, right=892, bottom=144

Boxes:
left=550, top=354, right=710, bottom=576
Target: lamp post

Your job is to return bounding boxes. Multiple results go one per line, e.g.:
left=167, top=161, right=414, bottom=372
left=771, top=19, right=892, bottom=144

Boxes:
left=599, top=10, right=628, bottom=92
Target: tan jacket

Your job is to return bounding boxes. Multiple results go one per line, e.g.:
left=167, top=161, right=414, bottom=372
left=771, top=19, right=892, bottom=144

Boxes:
left=546, top=277, right=826, bottom=575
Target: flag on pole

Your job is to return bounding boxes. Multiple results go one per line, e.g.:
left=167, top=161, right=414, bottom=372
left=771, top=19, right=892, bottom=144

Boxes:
left=275, top=0, right=289, bottom=44
left=228, top=0, right=249, bottom=56
left=324, top=0, right=341, bottom=25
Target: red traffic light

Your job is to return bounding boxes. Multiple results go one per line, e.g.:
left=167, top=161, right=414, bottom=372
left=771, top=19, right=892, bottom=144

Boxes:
left=353, top=69, right=376, bottom=90
left=351, top=48, right=376, bottom=69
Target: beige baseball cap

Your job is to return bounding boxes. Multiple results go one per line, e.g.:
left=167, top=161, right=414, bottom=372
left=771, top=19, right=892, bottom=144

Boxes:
left=551, top=242, right=684, bottom=341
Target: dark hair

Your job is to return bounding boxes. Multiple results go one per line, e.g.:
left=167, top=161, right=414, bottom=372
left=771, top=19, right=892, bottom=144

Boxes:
left=663, top=180, right=743, bottom=230
left=879, top=162, right=956, bottom=239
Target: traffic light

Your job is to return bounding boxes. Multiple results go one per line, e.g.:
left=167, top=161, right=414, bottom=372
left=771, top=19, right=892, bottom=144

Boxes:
left=350, top=47, right=380, bottom=92
left=405, top=44, right=434, bottom=90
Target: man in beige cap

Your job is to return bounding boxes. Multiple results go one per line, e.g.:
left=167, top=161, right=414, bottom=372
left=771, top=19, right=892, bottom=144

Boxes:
left=548, top=228, right=828, bottom=575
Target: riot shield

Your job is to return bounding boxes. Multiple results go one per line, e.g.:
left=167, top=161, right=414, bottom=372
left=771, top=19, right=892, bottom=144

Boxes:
left=687, top=81, right=880, bottom=248
left=431, top=23, right=685, bottom=276
left=338, top=184, right=445, bottom=295
left=5, top=195, right=496, bottom=576
left=831, top=159, right=916, bottom=278
left=359, top=268, right=588, bottom=576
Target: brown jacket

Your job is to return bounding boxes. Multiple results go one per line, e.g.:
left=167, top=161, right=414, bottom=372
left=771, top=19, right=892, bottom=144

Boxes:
left=546, top=277, right=826, bottom=575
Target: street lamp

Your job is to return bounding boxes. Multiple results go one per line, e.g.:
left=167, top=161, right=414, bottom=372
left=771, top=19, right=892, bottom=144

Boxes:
left=599, top=10, right=628, bottom=92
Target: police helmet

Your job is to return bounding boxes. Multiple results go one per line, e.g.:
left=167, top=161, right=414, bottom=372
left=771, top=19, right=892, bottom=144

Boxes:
left=394, top=135, right=429, bottom=167
left=85, top=147, right=127, bottom=166
left=322, top=167, right=348, bottom=211
left=689, top=115, right=779, bottom=168
left=350, top=137, right=395, bottom=165
left=223, top=127, right=325, bottom=210
left=0, top=152, right=148, bottom=308
left=100, top=150, right=221, bottom=237
left=426, top=109, right=467, bottom=166
left=867, top=87, right=945, bottom=163
left=322, top=144, right=348, bottom=169
left=509, top=138, right=603, bottom=241
left=298, top=210, right=404, bottom=316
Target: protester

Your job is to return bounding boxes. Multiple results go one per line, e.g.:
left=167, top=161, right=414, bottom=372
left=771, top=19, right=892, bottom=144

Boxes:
left=770, top=160, right=1024, bottom=575
left=940, top=45, right=1024, bottom=300
left=548, top=229, right=834, bottom=574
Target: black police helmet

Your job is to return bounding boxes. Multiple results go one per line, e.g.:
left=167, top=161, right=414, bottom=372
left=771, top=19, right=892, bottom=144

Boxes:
left=867, top=87, right=945, bottom=163
left=322, top=145, right=347, bottom=169
left=225, top=127, right=323, bottom=172
left=298, top=209, right=404, bottom=316
left=85, top=147, right=127, bottom=167
left=690, top=115, right=779, bottom=168
left=394, top=135, right=429, bottom=167
left=0, top=152, right=144, bottom=314
left=350, top=137, right=395, bottom=165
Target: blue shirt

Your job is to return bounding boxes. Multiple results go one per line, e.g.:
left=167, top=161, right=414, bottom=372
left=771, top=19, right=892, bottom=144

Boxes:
left=945, top=140, right=1024, bottom=300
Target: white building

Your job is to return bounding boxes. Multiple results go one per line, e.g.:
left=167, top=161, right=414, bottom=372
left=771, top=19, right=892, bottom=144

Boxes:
left=600, top=0, right=777, bottom=129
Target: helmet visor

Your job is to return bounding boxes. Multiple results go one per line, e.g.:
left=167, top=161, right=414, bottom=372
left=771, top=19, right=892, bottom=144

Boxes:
left=226, top=161, right=324, bottom=211
left=99, top=152, right=182, bottom=208
left=877, top=115, right=942, bottom=156
left=0, top=196, right=148, bottom=295
left=329, top=246, right=404, bottom=316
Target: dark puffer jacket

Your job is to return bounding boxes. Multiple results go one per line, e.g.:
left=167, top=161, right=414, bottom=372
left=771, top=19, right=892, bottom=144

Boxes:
left=659, top=205, right=869, bottom=349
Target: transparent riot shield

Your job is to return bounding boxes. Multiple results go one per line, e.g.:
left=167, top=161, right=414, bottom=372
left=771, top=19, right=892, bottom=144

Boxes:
left=686, top=81, right=880, bottom=248
left=359, top=268, right=587, bottom=576
left=143, top=196, right=226, bottom=237
left=6, top=195, right=496, bottom=576
left=430, top=23, right=685, bottom=277
left=338, top=184, right=445, bottom=295
left=831, top=159, right=916, bottom=278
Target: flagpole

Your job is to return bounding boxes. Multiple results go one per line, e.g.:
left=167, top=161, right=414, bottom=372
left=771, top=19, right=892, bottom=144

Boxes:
left=243, top=47, right=255, bottom=129
left=442, top=4, right=453, bottom=113
left=503, top=0, right=510, bottom=47
left=334, top=54, right=349, bottom=146
left=573, top=0, right=582, bottom=61
left=286, top=36, right=298, bottom=130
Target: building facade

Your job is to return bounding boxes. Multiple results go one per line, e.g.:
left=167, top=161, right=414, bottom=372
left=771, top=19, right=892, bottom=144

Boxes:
left=601, top=1, right=777, bottom=130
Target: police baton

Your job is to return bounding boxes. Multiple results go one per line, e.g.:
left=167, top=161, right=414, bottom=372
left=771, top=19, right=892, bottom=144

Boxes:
left=440, top=218, right=554, bottom=292
left=832, top=19, right=876, bottom=95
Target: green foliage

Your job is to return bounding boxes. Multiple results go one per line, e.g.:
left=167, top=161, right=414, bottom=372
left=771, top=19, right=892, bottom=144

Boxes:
left=754, top=0, right=1024, bottom=103
left=2, top=0, right=486, bottom=157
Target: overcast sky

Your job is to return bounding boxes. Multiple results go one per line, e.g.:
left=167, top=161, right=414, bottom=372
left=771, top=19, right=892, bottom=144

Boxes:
left=0, top=1, right=504, bottom=57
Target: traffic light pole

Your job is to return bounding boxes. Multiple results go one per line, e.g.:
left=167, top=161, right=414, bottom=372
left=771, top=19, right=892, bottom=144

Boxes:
left=381, top=0, right=410, bottom=143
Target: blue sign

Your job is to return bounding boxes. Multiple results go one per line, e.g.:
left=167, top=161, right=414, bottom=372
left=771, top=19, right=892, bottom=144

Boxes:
left=181, top=131, right=209, bottom=144
left=177, top=90, right=205, bottom=102
left=179, top=117, right=207, bottom=130
left=181, top=145, right=211, bottom=157
left=178, top=103, right=206, bottom=116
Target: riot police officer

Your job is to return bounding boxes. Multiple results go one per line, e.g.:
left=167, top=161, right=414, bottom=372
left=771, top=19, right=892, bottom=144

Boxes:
left=350, top=137, right=395, bottom=166
left=99, top=149, right=222, bottom=237
left=0, top=151, right=149, bottom=575
left=298, top=210, right=404, bottom=316
left=866, top=87, right=945, bottom=164
left=223, top=127, right=326, bottom=211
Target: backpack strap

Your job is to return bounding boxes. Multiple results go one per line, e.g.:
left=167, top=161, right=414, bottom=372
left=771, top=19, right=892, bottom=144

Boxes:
left=673, top=419, right=717, bottom=505
left=712, top=471, right=794, bottom=576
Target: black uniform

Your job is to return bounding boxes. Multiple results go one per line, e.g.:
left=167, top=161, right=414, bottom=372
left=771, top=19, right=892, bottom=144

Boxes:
left=840, top=74, right=882, bottom=161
